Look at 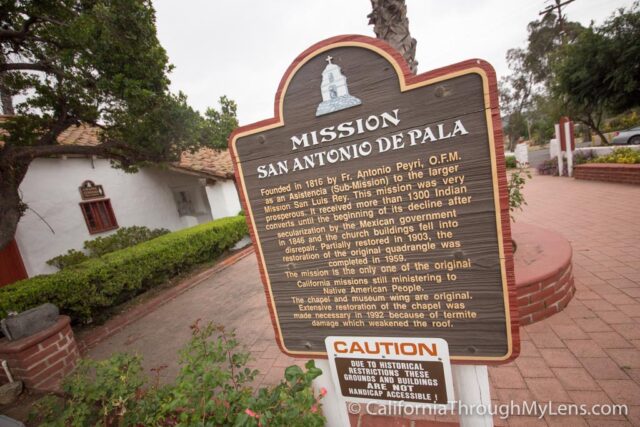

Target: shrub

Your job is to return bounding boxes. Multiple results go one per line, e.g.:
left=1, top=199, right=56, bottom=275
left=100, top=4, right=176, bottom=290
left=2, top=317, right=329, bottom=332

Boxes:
left=46, top=249, right=89, bottom=270
left=537, top=157, right=568, bottom=176
left=505, top=155, right=517, bottom=169
left=46, top=226, right=170, bottom=270
left=0, top=216, right=248, bottom=323
left=537, top=158, right=557, bottom=175
left=591, top=147, right=640, bottom=164
left=537, top=151, right=597, bottom=175
left=33, top=353, right=146, bottom=426
left=32, top=321, right=325, bottom=427
left=508, top=168, right=531, bottom=221
left=84, top=226, right=170, bottom=257
left=573, top=150, right=597, bottom=165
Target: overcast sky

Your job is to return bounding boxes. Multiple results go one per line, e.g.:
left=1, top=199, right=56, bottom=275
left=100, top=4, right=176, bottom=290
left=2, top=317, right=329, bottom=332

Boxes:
left=153, top=0, right=633, bottom=126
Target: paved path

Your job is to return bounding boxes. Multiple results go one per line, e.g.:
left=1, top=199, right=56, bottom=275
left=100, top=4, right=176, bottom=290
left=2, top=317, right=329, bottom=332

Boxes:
left=88, top=173, right=640, bottom=426
left=87, top=252, right=294, bottom=388
left=526, top=146, right=550, bottom=169
left=488, top=173, right=640, bottom=427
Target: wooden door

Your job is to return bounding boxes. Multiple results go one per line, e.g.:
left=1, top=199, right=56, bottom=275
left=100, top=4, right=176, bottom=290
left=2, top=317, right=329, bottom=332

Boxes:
left=0, top=239, right=28, bottom=287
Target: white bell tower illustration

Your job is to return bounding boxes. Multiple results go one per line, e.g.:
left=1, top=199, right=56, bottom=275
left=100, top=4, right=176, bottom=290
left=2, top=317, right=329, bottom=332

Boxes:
left=316, top=56, right=361, bottom=116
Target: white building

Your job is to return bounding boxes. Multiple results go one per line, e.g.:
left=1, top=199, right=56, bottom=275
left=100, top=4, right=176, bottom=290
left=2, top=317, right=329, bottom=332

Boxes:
left=7, top=124, right=241, bottom=278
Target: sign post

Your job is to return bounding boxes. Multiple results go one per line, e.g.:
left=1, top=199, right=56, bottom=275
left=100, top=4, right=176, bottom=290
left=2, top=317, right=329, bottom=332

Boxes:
left=452, top=365, right=493, bottom=427
left=556, top=117, right=575, bottom=177
left=555, top=124, right=564, bottom=176
left=229, top=35, right=519, bottom=425
left=563, top=119, right=574, bottom=177
left=312, top=358, right=351, bottom=427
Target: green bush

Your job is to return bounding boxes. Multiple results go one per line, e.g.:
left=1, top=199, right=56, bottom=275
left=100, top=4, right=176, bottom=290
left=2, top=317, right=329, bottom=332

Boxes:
left=46, top=226, right=170, bottom=270
left=591, top=147, right=640, bottom=164
left=46, top=249, right=89, bottom=270
left=1, top=216, right=247, bottom=323
left=84, top=226, right=170, bottom=257
left=573, top=150, right=597, bottom=165
left=32, top=321, right=325, bottom=427
left=508, top=168, right=532, bottom=221
left=505, top=155, right=517, bottom=169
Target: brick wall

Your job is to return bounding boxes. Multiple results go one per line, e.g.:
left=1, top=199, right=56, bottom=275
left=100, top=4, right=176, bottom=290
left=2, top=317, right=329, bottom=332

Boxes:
left=574, top=164, right=640, bottom=185
left=513, top=222, right=576, bottom=326
left=517, top=259, right=575, bottom=326
left=0, top=315, right=79, bottom=391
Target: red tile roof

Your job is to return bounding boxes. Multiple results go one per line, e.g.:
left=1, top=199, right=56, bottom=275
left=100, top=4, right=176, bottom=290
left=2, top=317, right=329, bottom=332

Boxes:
left=178, top=148, right=234, bottom=179
left=1, top=118, right=101, bottom=147
left=1, top=119, right=234, bottom=180
left=57, top=123, right=101, bottom=146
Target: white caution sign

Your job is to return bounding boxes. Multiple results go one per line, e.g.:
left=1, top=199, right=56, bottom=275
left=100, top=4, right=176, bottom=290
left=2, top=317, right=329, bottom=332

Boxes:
left=325, top=336, right=455, bottom=407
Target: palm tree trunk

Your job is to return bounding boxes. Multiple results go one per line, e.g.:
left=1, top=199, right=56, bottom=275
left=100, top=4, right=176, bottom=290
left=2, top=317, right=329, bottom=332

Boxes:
left=368, top=0, right=419, bottom=74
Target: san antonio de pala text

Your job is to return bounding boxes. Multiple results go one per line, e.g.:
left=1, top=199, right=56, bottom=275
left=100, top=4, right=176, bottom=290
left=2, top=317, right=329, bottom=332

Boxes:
left=256, top=109, right=469, bottom=179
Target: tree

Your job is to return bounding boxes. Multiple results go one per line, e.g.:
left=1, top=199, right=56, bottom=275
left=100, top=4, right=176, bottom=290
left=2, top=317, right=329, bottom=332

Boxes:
left=0, top=1, right=236, bottom=250
left=592, top=2, right=640, bottom=114
left=528, top=93, right=562, bottom=143
left=550, top=3, right=640, bottom=143
left=550, top=28, right=611, bottom=143
left=201, top=95, right=238, bottom=150
left=500, top=49, right=534, bottom=149
left=499, top=12, right=583, bottom=147
left=368, top=0, right=418, bottom=73
left=524, top=12, right=583, bottom=87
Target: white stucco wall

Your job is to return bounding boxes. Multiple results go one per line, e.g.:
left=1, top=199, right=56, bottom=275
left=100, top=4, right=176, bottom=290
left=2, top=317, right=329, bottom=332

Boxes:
left=15, top=157, right=215, bottom=276
left=205, top=180, right=242, bottom=219
left=574, top=145, right=640, bottom=156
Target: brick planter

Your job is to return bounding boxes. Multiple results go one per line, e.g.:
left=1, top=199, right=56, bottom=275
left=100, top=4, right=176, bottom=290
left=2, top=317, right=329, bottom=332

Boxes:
left=513, top=223, right=575, bottom=325
left=574, top=163, right=640, bottom=185
left=0, top=315, right=79, bottom=391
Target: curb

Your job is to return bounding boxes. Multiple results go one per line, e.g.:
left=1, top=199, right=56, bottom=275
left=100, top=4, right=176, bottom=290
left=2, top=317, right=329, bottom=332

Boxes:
left=76, top=246, right=255, bottom=353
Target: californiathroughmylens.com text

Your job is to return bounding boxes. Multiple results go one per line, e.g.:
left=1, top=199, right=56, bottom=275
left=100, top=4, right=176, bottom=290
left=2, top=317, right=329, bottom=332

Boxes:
left=256, top=109, right=469, bottom=179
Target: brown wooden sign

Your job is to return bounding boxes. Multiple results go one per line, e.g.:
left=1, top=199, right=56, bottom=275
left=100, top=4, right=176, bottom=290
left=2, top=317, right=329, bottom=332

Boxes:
left=79, top=180, right=105, bottom=200
left=229, top=35, right=519, bottom=363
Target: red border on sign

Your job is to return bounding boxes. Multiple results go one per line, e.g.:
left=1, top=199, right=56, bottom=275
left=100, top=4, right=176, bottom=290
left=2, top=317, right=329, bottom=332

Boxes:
left=228, top=35, right=520, bottom=364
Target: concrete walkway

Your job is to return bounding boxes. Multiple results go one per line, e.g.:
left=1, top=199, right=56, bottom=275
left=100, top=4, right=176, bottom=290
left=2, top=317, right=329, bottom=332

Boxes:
left=87, top=173, right=640, bottom=426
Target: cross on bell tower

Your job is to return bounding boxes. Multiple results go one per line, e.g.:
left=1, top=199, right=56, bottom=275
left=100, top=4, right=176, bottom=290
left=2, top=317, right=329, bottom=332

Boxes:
left=325, top=55, right=333, bottom=64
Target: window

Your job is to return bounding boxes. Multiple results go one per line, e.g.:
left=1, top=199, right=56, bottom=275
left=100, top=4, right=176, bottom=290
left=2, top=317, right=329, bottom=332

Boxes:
left=174, top=190, right=195, bottom=216
left=80, top=199, right=118, bottom=234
